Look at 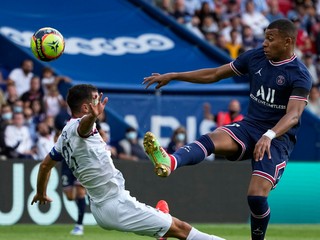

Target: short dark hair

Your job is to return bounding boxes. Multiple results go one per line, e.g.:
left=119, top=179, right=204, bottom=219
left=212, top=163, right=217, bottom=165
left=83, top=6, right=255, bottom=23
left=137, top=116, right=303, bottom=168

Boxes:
left=67, top=84, right=98, bottom=114
left=267, top=18, right=297, bottom=39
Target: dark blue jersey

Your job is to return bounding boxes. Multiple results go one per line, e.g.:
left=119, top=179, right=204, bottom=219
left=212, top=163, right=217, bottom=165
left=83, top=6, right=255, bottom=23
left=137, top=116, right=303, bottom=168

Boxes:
left=230, top=47, right=312, bottom=137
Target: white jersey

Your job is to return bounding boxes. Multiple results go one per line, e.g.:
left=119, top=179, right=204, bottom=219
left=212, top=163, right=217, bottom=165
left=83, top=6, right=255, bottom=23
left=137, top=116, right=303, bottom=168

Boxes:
left=50, top=118, right=175, bottom=238
left=50, top=117, right=125, bottom=203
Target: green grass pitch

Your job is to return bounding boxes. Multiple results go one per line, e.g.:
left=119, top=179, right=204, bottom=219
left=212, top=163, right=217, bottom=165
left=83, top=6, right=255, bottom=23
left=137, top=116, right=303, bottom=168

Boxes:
left=1, top=224, right=319, bottom=240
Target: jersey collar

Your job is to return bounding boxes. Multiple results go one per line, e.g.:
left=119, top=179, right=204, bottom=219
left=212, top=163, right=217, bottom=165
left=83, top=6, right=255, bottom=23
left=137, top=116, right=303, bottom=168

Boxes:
left=269, top=54, right=297, bottom=66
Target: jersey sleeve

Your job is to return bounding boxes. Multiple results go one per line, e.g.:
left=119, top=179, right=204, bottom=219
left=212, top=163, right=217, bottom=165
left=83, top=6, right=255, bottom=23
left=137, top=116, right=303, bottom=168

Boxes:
left=290, top=66, right=312, bottom=103
left=290, top=87, right=309, bottom=103
left=49, top=146, right=64, bottom=162
left=49, top=134, right=64, bottom=162
left=77, top=115, right=97, bottom=138
left=230, top=48, right=257, bottom=76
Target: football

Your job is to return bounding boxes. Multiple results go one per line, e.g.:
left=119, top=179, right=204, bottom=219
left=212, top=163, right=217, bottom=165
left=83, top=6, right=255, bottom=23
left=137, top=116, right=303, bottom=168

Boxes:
left=30, top=27, right=65, bottom=62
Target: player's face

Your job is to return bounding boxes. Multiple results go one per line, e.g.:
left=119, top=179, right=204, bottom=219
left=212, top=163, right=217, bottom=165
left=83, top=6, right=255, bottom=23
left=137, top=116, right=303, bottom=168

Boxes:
left=263, top=29, right=288, bottom=61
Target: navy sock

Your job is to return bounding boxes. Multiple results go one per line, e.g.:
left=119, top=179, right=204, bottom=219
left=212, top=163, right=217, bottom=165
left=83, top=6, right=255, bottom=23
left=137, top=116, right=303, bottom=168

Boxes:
left=76, top=197, right=86, bottom=225
left=248, top=196, right=270, bottom=240
left=173, top=134, right=215, bottom=168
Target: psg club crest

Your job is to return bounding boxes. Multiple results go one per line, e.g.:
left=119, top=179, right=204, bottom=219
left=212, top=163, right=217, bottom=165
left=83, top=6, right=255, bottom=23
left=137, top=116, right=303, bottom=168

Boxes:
left=276, top=75, right=285, bottom=85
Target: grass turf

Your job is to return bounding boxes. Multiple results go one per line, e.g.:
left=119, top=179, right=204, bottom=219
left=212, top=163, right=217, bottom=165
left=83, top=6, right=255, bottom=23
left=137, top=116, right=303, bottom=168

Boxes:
left=1, top=224, right=319, bottom=240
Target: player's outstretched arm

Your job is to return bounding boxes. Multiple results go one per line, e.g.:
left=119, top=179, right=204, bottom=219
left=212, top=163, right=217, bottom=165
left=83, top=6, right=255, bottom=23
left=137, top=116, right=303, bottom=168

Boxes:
left=78, top=92, right=108, bottom=137
left=143, top=64, right=235, bottom=89
left=31, top=154, right=57, bottom=205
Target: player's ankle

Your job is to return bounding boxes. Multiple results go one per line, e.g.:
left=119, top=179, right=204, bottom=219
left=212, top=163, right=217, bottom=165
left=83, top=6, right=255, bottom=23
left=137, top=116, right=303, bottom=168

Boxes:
left=169, top=155, right=177, bottom=172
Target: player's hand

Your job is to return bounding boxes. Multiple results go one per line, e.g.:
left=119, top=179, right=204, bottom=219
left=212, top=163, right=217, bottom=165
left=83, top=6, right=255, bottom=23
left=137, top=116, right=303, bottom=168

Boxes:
left=143, top=73, right=172, bottom=89
left=31, top=193, right=53, bottom=205
left=89, top=92, right=108, bottom=117
left=253, top=135, right=272, bottom=161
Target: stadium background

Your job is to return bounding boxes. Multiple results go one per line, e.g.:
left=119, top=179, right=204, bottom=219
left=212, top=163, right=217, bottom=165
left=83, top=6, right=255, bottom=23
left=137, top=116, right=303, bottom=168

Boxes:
left=0, top=0, right=319, bottom=226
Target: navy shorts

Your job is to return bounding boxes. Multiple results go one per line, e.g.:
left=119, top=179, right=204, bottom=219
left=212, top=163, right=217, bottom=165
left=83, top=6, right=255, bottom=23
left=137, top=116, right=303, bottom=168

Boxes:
left=218, top=119, right=295, bottom=189
left=61, top=159, right=80, bottom=188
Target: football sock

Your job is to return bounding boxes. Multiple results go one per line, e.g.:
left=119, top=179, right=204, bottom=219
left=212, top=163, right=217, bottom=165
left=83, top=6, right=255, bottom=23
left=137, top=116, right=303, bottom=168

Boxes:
left=186, top=227, right=225, bottom=240
left=76, top=196, right=86, bottom=225
left=171, top=134, right=214, bottom=169
left=248, top=196, right=270, bottom=240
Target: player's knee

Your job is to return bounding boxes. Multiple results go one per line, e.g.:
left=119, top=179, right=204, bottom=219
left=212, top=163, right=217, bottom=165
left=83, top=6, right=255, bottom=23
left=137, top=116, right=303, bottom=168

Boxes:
left=247, top=195, right=269, bottom=214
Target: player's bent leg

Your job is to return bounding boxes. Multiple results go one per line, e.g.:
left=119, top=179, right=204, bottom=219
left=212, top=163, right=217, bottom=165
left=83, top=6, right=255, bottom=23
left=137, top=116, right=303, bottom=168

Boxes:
left=91, top=190, right=225, bottom=240
left=208, top=129, right=240, bottom=157
left=90, top=190, right=173, bottom=238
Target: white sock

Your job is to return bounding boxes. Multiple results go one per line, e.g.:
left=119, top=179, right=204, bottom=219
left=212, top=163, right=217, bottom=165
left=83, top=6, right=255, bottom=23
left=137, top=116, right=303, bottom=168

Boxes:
left=186, top=227, right=225, bottom=240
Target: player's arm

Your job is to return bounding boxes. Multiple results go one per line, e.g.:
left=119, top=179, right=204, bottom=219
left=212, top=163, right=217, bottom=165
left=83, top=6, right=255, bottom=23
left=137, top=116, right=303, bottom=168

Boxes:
left=31, top=154, right=57, bottom=205
left=254, top=88, right=309, bottom=161
left=143, top=64, right=236, bottom=89
left=78, top=92, right=108, bottom=137
left=78, top=113, right=97, bottom=137
left=270, top=98, right=307, bottom=137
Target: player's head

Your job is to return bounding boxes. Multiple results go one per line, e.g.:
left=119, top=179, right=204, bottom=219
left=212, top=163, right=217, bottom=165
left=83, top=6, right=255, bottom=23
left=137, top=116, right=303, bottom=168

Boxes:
left=67, top=84, right=98, bottom=116
left=263, top=18, right=297, bottom=61
left=267, top=18, right=297, bottom=39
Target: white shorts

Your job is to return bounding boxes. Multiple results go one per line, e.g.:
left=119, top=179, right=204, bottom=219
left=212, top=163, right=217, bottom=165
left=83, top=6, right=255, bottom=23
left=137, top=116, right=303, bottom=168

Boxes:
left=90, top=190, right=172, bottom=238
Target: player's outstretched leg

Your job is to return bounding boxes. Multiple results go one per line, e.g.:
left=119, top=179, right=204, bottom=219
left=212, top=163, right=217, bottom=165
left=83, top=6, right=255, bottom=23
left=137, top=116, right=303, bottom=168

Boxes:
left=144, top=132, right=215, bottom=177
left=157, top=200, right=225, bottom=240
left=144, top=132, right=172, bottom=177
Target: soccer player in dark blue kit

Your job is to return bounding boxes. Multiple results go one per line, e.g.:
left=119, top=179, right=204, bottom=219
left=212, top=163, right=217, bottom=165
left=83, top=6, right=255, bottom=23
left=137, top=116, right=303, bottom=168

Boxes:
left=142, top=19, right=312, bottom=240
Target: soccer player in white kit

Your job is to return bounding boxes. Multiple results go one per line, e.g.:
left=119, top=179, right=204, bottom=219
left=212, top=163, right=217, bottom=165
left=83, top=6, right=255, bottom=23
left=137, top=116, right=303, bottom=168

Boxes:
left=31, top=84, right=224, bottom=240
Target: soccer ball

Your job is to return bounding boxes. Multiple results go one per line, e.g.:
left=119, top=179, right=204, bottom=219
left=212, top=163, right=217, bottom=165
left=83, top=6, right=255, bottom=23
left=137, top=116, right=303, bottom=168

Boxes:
left=30, top=27, right=65, bottom=62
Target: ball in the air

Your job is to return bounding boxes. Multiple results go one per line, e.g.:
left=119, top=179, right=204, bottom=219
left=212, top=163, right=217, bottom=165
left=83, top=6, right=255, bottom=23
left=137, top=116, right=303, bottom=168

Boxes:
left=30, top=27, right=65, bottom=62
